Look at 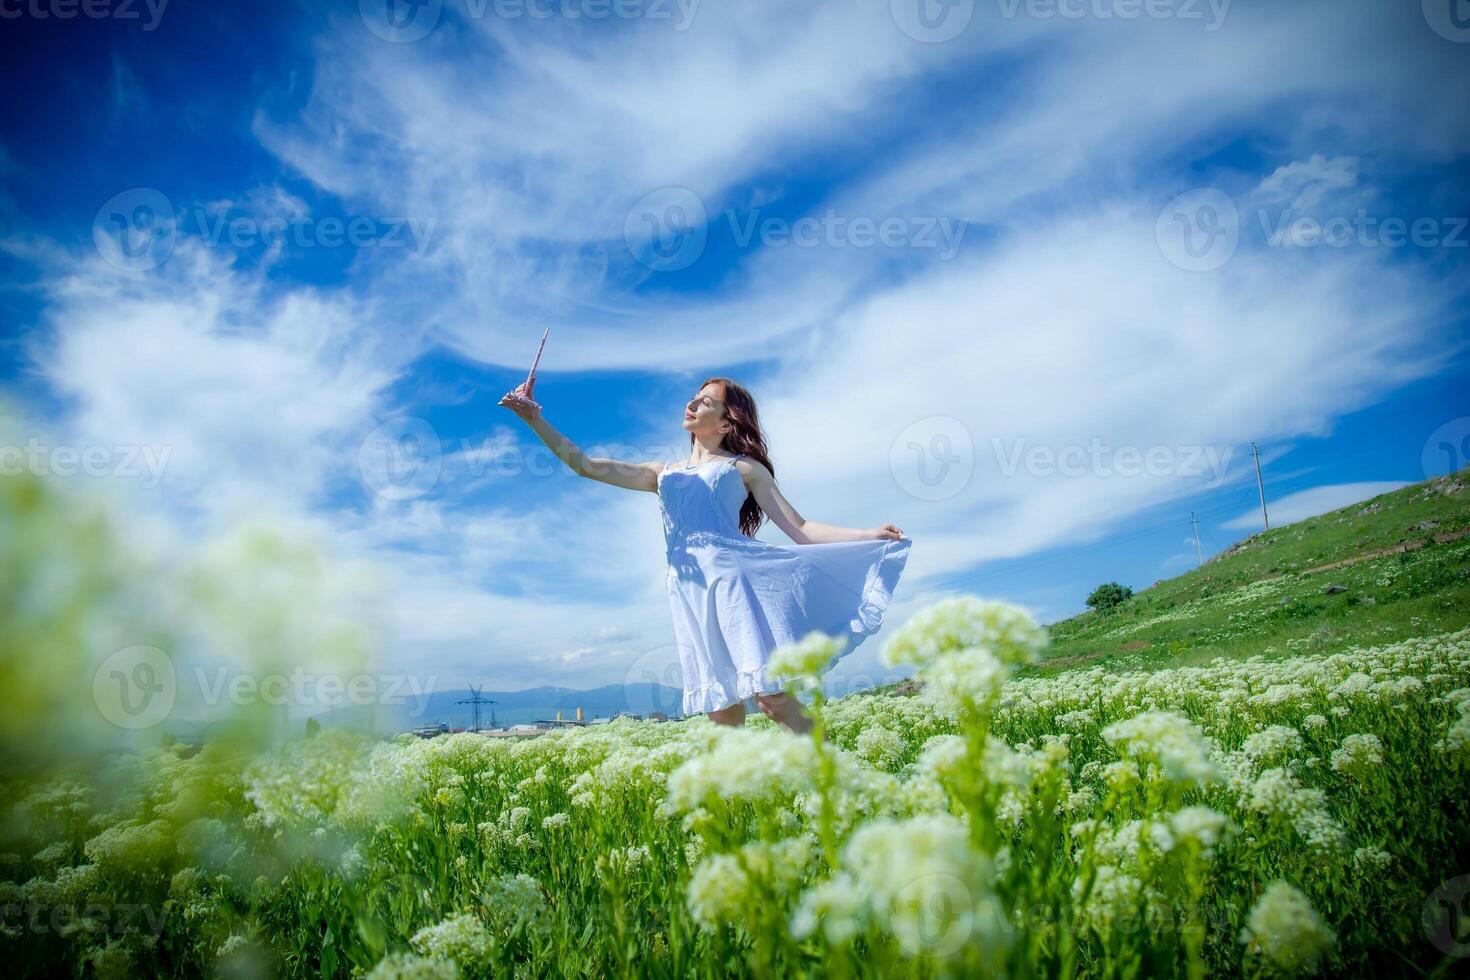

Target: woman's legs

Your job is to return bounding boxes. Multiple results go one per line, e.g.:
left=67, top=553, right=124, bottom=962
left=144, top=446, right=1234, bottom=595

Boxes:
left=706, top=694, right=816, bottom=736
left=754, top=691, right=814, bottom=735
left=707, top=700, right=746, bottom=727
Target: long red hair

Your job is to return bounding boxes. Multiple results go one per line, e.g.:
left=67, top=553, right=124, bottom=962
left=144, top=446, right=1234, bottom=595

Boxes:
left=692, top=376, right=772, bottom=538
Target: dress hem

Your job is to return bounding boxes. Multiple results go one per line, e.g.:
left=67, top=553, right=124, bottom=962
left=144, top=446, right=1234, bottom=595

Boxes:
left=849, top=536, right=912, bottom=640
left=683, top=667, right=784, bottom=715
left=681, top=537, right=914, bottom=717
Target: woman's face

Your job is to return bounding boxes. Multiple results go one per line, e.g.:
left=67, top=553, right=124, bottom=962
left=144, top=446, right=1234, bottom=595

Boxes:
left=681, top=384, right=727, bottom=437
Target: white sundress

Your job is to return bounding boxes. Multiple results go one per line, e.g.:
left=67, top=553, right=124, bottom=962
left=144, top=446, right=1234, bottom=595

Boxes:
left=657, top=453, right=912, bottom=716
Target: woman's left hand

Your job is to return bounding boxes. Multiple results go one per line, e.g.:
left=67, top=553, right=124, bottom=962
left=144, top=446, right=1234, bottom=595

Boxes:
left=868, top=524, right=906, bottom=541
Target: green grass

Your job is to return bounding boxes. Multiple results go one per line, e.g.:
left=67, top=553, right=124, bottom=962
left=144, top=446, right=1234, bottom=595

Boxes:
left=1027, top=466, right=1470, bottom=676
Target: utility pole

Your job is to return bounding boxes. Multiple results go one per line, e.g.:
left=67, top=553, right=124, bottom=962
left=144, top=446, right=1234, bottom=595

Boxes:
left=457, top=684, right=496, bottom=733
left=1251, top=442, right=1270, bottom=531
left=1191, top=512, right=1203, bottom=567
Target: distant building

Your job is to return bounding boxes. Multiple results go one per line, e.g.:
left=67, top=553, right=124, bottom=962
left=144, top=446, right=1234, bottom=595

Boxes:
left=481, top=722, right=553, bottom=739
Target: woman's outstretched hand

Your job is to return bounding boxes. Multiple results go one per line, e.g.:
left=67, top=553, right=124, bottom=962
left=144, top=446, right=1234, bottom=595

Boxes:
left=498, top=380, right=542, bottom=422
left=868, top=524, right=907, bottom=541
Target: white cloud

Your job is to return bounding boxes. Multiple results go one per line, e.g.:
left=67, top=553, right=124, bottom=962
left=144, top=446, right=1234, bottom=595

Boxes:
left=25, top=242, right=403, bottom=524
left=11, top=1, right=1469, bottom=697
left=1220, top=481, right=1410, bottom=530
left=1252, top=155, right=1361, bottom=213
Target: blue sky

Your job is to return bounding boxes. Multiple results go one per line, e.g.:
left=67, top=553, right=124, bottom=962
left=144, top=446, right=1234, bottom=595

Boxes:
left=1, top=0, right=1468, bottom=697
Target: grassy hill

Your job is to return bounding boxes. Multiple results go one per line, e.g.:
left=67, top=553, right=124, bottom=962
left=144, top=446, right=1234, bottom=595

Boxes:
left=1024, top=465, right=1470, bottom=675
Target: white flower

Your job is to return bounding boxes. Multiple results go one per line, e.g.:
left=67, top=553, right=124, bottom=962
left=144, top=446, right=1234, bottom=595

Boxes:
left=1101, top=711, right=1218, bottom=787
left=477, top=873, right=549, bottom=937
left=1351, top=847, right=1392, bottom=873
left=790, top=871, right=869, bottom=945
left=365, top=953, right=459, bottom=980
left=838, top=813, right=1008, bottom=957
left=1073, top=864, right=1161, bottom=934
left=687, top=837, right=814, bottom=932
left=767, top=631, right=846, bottom=690
left=920, top=647, right=1011, bottom=715
left=1434, top=699, right=1470, bottom=756
left=881, top=597, right=1048, bottom=669
left=1240, top=726, right=1304, bottom=768
left=665, top=727, right=821, bottom=811
left=854, top=725, right=907, bottom=769
left=598, top=844, right=651, bottom=876
left=408, top=913, right=493, bottom=972
left=1239, top=881, right=1335, bottom=974
left=1168, top=806, right=1232, bottom=859
left=1329, top=733, right=1384, bottom=779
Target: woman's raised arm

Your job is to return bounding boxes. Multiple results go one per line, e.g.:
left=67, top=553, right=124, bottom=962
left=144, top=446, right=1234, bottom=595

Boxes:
left=498, top=381, right=662, bottom=492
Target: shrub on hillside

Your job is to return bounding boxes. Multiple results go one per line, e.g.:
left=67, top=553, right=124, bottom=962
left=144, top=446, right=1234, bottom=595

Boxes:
left=1086, top=581, right=1134, bottom=611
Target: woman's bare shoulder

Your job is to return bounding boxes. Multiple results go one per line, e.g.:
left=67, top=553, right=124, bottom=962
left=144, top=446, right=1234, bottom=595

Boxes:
left=734, top=455, right=773, bottom=482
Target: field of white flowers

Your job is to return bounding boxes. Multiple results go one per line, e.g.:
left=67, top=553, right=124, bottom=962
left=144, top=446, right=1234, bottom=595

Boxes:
left=4, top=594, right=1469, bottom=979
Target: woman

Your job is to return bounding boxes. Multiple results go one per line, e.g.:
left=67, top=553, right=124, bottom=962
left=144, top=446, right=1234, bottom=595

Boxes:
left=498, top=375, right=911, bottom=734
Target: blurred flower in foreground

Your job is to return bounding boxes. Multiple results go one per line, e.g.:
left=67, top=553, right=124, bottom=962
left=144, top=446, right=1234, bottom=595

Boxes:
left=0, top=408, right=386, bottom=775
left=879, top=597, right=1048, bottom=716
left=767, top=631, right=845, bottom=693
left=1239, top=880, right=1336, bottom=974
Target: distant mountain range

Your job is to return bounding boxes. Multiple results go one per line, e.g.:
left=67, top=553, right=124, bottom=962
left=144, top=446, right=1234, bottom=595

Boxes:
left=307, top=682, right=687, bottom=734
